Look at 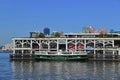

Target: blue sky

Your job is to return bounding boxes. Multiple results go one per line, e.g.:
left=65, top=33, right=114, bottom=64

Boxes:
left=0, top=0, right=120, bottom=45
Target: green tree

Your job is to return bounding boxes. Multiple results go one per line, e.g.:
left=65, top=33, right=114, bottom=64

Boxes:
left=35, top=33, right=45, bottom=38
left=51, top=32, right=61, bottom=37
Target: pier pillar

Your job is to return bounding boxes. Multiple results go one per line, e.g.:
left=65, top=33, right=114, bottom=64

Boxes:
left=103, top=40, right=105, bottom=59
left=22, top=40, right=23, bottom=48
left=84, top=40, right=86, bottom=51
left=30, top=50, right=32, bottom=55
left=22, top=50, right=23, bottom=56
left=21, top=50, right=23, bottom=59
left=38, top=40, right=40, bottom=51
left=12, top=39, right=15, bottom=59
left=112, top=40, right=114, bottom=47
left=12, top=39, right=15, bottom=54
left=48, top=40, right=50, bottom=51
left=30, top=40, right=32, bottom=48
left=94, top=50, right=96, bottom=59
left=66, top=39, right=68, bottom=52
left=57, top=39, right=59, bottom=52
left=119, top=50, right=120, bottom=59
left=112, top=50, right=115, bottom=59
left=13, top=39, right=15, bottom=48
left=103, top=50, right=105, bottom=59
left=94, top=40, right=96, bottom=59
left=75, top=40, right=77, bottom=52
left=13, top=50, right=15, bottom=54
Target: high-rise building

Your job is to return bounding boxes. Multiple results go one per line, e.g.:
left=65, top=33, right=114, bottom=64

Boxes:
left=44, top=27, right=50, bottom=35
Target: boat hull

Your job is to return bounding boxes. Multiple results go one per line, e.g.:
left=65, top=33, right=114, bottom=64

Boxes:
left=34, top=55, right=88, bottom=61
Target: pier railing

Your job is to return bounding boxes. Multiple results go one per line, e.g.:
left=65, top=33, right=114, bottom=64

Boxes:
left=94, top=47, right=120, bottom=50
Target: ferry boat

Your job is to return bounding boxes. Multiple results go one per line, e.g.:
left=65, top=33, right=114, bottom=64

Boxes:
left=34, top=50, right=88, bottom=60
left=10, top=26, right=120, bottom=61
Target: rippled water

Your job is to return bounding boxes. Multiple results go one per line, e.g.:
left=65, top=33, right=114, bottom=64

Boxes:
left=1, top=53, right=120, bottom=80
left=0, top=53, right=12, bottom=80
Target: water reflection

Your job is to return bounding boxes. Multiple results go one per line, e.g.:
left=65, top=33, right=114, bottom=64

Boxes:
left=11, top=61, right=120, bottom=80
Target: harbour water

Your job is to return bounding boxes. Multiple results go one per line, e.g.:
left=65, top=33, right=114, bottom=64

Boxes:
left=1, top=53, right=120, bottom=80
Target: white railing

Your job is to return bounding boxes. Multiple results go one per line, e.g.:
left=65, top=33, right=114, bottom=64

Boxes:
left=35, top=51, right=87, bottom=55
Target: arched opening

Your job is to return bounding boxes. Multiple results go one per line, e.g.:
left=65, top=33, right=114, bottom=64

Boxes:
left=32, top=43, right=39, bottom=49
left=68, top=43, right=75, bottom=49
left=77, top=43, right=84, bottom=49
left=105, top=44, right=112, bottom=48
left=15, top=50, right=22, bottom=55
left=86, top=42, right=94, bottom=50
left=50, top=42, right=57, bottom=49
left=15, top=41, right=22, bottom=48
left=95, top=43, right=103, bottom=48
left=104, top=40, right=113, bottom=47
left=41, top=43, right=48, bottom=49
left=23, top=43, right=31, bottom=48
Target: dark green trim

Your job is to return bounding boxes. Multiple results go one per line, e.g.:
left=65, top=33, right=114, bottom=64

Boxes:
left=34, top=55, right=88, bottom=61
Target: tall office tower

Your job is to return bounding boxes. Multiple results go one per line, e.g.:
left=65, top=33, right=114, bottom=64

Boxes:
left=44, top=27, right=50, bottom=35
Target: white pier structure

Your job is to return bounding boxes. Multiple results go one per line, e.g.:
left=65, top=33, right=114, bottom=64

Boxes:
left=12, top=32, right=120, bottom=60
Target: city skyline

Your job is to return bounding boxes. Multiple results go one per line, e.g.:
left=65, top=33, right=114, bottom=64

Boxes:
left=0, top=0, right=120, bottom=45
